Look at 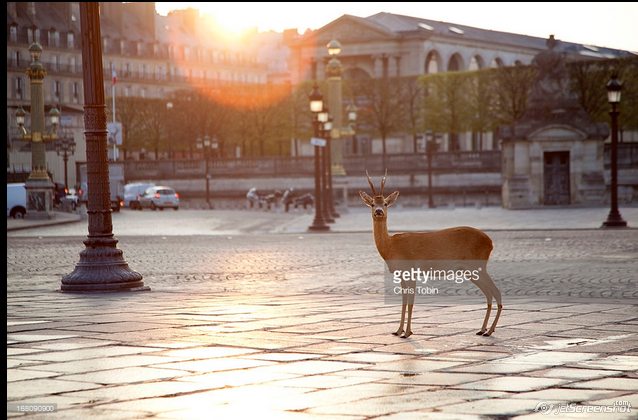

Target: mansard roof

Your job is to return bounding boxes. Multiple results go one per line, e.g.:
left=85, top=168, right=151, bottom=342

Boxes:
left=366, top=12, right=634, bottom=59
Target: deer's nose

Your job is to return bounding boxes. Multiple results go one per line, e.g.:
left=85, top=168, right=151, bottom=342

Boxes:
left=374, top=208, right=384, bottom=216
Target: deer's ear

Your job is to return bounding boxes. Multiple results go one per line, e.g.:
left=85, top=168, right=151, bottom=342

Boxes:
left=359, top=191, right=374, bottom=207
left=385, top=191, right=400, bottom=207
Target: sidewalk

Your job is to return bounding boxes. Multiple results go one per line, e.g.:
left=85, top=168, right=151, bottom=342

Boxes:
left=274, top=205, right=638, bottom=233
left=6, top=211, right=81, bottom=232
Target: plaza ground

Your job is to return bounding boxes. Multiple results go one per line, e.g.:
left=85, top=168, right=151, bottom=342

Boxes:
left=6, top=206, right=638, bottom=418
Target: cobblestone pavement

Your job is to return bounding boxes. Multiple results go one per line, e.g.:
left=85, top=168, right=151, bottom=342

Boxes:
left=7, top=223, right=638, bottom=418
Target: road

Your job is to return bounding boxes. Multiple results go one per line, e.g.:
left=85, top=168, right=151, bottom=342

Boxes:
left=7, top=209, right=638, bottom=301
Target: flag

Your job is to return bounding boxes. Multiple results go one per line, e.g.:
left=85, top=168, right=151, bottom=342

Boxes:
left=112, top=69, right=117, bottom=85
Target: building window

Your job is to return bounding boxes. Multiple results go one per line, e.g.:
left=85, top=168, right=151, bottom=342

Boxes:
left=15, top=77, right=23, bottom=99
left=69, top=56, right=77, bottom=72
left=67, top=32, right=74, bottom=49
left=14, top=51, right=21, bottom=68
left=27, top=28, right=34, bottom=44
left=72, top=82, right=79, bottom=98
left=10, top=25, right=18, bottom=42
left=48, top=29, right=59, bottom=48
left=124, top=86, right=130, bottom=97
left=54, top=80, right=61, bottom=100
left=140, top=88, right=146, bottom=98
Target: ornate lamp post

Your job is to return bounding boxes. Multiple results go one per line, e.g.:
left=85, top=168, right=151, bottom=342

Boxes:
left=320, top=114, right=335, bottom=223
left=308, top=82, right=329, bottom=232
left=196, top=135, right=218, bottom=209
left=602, top=75, right=627, bottom=228
left=15, top=42, right=61, bottom=219
left=61, top=2, right=145, bottom=293
left=347, top=102, right=358, bottom=154
left=326, top=39, right=346, bottom=176
left=166, top=101, right=174, bottom=159
left=55, top=135, right=76, bottom=190
left=426, top=132, right=440, bottom=209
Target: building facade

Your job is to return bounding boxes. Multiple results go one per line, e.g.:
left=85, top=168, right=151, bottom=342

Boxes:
left=287, top=12, right=633, bottom=154
left=6, top=2, right=271, bottom=188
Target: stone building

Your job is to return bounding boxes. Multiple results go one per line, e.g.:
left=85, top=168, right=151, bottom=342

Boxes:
left=288, top=12, right=633, bottom=154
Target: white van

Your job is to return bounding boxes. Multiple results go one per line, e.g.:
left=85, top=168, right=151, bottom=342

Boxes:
left=7, top=183, right=27, bottom=219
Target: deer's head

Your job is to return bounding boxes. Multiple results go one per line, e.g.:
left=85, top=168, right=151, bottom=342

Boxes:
left=359, top=170, right=399, bottom=220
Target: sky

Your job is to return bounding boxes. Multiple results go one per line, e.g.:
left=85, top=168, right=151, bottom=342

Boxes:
left=154, top=2, right=638, bottom=52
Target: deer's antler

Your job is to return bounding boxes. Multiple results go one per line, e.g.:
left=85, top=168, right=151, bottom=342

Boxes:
left=380, top=168, right=388, bottom=196
left=365, top=170, right=377, bottom=196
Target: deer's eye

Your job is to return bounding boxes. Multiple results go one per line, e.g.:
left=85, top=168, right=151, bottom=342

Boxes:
left=384, top=203, right=388, bottom=207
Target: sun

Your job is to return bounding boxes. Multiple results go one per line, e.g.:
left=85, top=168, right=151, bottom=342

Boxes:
left=156, top=2, right=263, bottom=39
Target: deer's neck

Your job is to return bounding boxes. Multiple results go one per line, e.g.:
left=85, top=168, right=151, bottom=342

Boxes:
left=373, top=218, right=392, bottom=260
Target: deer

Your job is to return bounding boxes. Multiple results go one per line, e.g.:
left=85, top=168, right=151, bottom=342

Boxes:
left=359, top=170, right=502, bottom=338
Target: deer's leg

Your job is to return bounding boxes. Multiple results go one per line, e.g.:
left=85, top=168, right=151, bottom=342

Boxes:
left=402, top=304, right=414, bottom=338
left=393, top=280, right=407, bottom=336
left=484, top=274, right=503, bottom=336
left=473, top=273, right=493, bottom=335
left=394, top=302, right=406, bottom=336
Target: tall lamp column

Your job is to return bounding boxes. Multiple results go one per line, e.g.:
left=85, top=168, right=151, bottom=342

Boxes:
left=61, top=2, right=145, bottom=292
left=15, top=42, right=61, bottom=219
left=602, top=75, right=627, bottom=228
left=308, top=83, right=329, bottom=232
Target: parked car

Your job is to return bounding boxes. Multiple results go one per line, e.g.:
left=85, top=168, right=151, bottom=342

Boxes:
left=7, top=183, right=27, bottom=219
left=77, top=181, right=122, bottom=212
left=124, top=182, right=155, bottom=209
left=138, top=186, right=179, bottom=210
left=61, top=188, right=79, bottom=211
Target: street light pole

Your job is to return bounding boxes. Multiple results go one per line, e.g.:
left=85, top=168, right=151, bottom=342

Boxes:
left=308, top=82, right=329, bottom=232
left=15, top=42, right=61, bottom=219
left=602, top=75, right=627, bottom=228
left=426, top=133, right=438, bottom=209
left=61, top=2, right=146, bottom=293
left=197, top=135, right=217, bottom=209
left=321, top=117, right=335, bottom=223
left=326, top=39, right=345, bottom=176
left=55, top=135, right=76, bottom=190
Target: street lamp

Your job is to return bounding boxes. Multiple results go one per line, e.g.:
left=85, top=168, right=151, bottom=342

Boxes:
left=426, top=132, right=440, bottom=209
left=15, top=42, right=61, bottom=219
left=166, top=101, right=174, bottom=159
left=61, top=3, right=145, bottom=292
left=196, top=134, right=218, bottom=209
left=321, top=115, right=335, bottom=223
left=325, top=39, right=346, bottom=176
left=602, top=75, right=627, bottom=228
left=55, top=134, right=76, bottom=191
left=308, top=82, right=330, bottom=231
left=347, top=102, right=358, bottom=154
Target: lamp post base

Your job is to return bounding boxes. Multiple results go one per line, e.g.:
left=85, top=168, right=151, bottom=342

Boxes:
left=602, top=219, right=628, bottom=228
left=308, top=224, right=330, bottom=232
left=61, top=237, right=148, bottom=292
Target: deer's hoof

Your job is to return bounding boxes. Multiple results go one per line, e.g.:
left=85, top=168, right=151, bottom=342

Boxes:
left=392, top=330, right=403, bottom=336
left=482, top=331, right=493, bottom=337
left=476, top=330, right=486, bottom=335
left=401, top=331, right=413, bottom=339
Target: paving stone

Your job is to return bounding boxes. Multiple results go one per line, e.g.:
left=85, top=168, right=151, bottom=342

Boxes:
left=7, top=378, right=101, bottom=400
left=455, top=376, right=568, bottom=392
left=61, top=366, right=189, bottom=385
left=564, top=377, right=638, bottom=391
